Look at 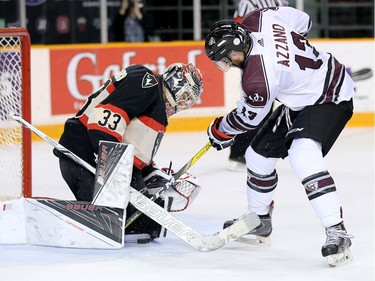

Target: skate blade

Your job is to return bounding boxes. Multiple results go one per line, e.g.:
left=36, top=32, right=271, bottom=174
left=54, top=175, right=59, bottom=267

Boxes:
left=226, top=160, right=246, bottom=172
left=326, top=249, right=353, bottom=267
left=125, top=233, right=152, bottom=244
left=235, top=235, right=271, bottom=246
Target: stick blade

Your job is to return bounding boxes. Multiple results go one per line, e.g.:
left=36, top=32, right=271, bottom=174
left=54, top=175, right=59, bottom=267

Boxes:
left=190, top=212, right=261, bottom=252
left=219, top=212, right=261, bottom=242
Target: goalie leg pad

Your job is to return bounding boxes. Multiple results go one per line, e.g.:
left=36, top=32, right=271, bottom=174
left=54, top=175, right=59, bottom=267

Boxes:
left=0, top=198, right=27, bottom=244
left=25, top=199, right=126, bottom=249
left=92, top=141, right=134, bottom=209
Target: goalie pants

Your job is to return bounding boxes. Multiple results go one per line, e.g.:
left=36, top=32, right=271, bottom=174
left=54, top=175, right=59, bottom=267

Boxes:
left=58, top=158, right=147, bottom=202
left=58, top=157, right=95, bottom=201
left=245, top=100, right=353, bottom=227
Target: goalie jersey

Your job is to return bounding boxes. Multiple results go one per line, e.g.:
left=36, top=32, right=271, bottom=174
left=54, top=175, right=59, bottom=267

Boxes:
left=54, top=65, right=167, bottom=170
left=220, top=7, right=355, bottom=135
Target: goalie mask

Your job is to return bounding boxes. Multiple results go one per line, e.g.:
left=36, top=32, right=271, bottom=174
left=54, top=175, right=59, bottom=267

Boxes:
left=162, top=63, right=203, bottom=117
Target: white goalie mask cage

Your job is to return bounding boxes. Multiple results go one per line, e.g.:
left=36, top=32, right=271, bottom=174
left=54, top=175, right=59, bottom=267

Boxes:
left=163, top=63, right=203, bottom=116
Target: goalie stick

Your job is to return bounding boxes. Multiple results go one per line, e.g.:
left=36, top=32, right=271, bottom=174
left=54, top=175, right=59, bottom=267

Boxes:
left=124, top=141, right=212, bottom=228
left=12, top=115, right=261, bottom=252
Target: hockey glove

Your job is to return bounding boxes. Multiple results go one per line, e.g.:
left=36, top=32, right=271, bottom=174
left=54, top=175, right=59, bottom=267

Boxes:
left=207, top=117, right=235, bottom=151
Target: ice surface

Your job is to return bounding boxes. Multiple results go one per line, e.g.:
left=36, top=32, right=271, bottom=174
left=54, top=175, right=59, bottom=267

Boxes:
left=0, top=128, right=373, bottom=281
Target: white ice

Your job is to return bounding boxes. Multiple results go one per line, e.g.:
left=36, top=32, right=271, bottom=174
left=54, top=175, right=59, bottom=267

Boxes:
left=0, top=128, right=374, bottom=281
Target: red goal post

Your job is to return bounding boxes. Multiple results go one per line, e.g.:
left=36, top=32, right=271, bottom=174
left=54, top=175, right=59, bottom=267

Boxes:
left=0, top=28, right=31, bottom=199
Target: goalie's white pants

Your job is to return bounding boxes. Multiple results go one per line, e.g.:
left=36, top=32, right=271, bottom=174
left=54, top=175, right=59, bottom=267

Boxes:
left=245, top=138, right=342, bottom=228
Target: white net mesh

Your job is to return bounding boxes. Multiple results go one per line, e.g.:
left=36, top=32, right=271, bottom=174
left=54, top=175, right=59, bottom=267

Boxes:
left=0, top=33, right=26, bottom=200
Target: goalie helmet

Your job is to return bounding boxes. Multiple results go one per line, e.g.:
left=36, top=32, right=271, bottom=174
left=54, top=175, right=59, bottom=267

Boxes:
left=204, top=19, right=250, bottom=71
left=162, top=63, right=203, bottom=116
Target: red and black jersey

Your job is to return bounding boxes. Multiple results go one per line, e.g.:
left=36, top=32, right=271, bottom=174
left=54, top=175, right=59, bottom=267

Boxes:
left=55, top=64, right=167, bottom=170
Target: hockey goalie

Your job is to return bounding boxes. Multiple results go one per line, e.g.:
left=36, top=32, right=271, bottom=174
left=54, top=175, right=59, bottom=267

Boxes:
left=1, top=63, right=259, bottom=250
left=0, top=140, right=202, bottom=249
left=0, top=63, right=204, bottom=248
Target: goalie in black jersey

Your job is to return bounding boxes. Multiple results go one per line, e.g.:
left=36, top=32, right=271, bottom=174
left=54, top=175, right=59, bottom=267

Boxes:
left=53, top=63, right=203, bottom=242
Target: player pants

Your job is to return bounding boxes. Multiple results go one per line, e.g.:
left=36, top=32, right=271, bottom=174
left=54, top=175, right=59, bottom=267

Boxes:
left=245, top=99, right=353, bottom=220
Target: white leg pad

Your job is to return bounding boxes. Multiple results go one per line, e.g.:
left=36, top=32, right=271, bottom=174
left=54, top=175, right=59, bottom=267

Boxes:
left=92, top=142, right=134, bottom=209
left=0, top=198, right=27, bottom=244
left=24, top=198, right=126, bottom=249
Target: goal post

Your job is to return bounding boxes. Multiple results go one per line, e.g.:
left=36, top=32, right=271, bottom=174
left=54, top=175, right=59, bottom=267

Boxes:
left=0, top=28, right=32, bottom=199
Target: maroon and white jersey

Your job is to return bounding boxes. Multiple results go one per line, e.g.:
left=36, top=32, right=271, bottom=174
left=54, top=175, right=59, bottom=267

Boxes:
left=220, top=7, right=355, bottom=135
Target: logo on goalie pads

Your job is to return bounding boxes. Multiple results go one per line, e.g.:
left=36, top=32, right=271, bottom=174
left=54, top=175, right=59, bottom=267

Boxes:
left=92, top=141, right=134, bottom=209
left=0, top=198, right=126, bottom=249
left=25, top=199, right=125, bottom=249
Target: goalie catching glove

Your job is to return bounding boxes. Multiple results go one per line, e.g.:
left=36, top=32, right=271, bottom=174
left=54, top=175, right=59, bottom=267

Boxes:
left=143, top=166, right=201, bottom=212
left=207, top=117, right=235, bottom=150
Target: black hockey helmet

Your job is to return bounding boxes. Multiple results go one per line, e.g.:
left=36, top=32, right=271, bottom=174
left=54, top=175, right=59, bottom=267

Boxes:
left=162, top=63, right=203, bottom=116
left=205, top=20, right=249, bottom=71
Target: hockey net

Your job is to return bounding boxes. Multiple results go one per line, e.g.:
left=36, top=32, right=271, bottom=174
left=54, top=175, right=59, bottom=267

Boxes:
left=0, top=28, right=31, bottom=200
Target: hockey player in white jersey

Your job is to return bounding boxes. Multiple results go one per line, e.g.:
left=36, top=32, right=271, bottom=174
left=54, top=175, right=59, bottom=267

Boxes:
left=228, top=0, right=289, bottom=171
left=204, top=7, right=354, bottom=266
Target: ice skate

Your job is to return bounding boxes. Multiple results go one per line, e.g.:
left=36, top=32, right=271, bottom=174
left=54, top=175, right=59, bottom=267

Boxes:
left=224, top=202, right=273, bottom=245
left=227, top=155, right=246, bottom=172
left=321, top=222, right=354, bottom=267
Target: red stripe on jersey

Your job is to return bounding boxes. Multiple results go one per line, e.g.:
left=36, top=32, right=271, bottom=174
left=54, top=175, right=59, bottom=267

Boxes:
left=79, top=114, right=89, bottom=126
left=88, top=123, right=123, bottom=142
left=99, top=103, right=131, bottom=125
left=138, top=115, right=166, bottom=132
left=106, top=82, right=115, bottom=94
left=133, top=156, right=148, bottom=170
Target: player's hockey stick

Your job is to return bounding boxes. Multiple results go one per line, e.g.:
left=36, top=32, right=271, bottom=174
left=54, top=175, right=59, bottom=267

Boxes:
left=349, top=67, right=373, bottom=82
left=12, top=115, right=260, bottom=252
left=124, top=141, right=212, bottom=228
left=173, top=141, right=212, bottom=179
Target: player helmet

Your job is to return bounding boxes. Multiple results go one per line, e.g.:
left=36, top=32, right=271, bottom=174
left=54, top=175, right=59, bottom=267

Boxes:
left=204, top=20, right=249, bottom=71
left=162, top=63, right=203, bottom=116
